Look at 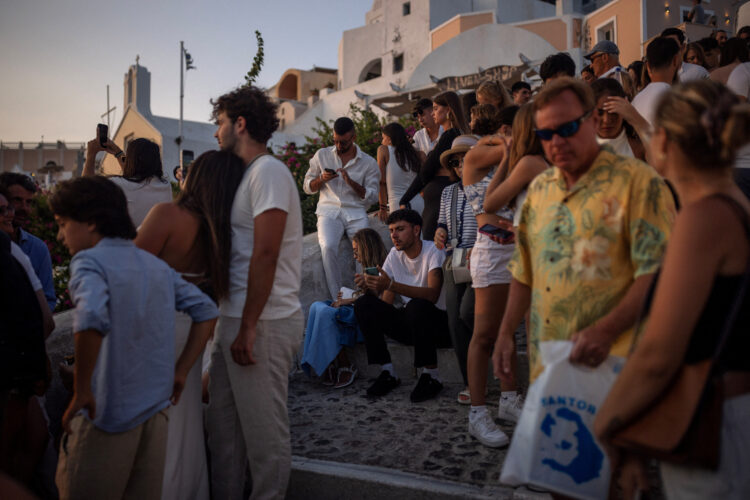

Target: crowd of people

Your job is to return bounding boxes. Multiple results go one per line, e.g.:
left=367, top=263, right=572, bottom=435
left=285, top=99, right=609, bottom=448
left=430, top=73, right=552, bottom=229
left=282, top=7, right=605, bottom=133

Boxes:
left=2, top=21, right=750, bottom=500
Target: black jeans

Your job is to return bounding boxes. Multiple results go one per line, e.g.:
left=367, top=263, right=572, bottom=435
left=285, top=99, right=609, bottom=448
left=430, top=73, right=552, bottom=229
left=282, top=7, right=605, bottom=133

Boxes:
left=354, top=294, right=451, bottom=368
left=443, top=264, right=475, bottom=386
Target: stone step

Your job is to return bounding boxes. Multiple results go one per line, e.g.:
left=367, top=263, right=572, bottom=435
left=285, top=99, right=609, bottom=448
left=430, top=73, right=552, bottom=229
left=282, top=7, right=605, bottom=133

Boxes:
left=287, top=457, right=515, bottom=500
left=344, top=343, right=471, bottom=385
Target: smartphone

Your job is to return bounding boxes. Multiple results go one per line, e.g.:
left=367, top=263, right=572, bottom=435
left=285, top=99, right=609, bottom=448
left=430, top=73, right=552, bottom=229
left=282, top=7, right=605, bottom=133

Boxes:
left=364, top=266, right=379, bottom=276
left=324, top=168, right=337, bottom=175
left=97, top=123, right=108, bottom=147
left=478, top=223, right=513, bottom=241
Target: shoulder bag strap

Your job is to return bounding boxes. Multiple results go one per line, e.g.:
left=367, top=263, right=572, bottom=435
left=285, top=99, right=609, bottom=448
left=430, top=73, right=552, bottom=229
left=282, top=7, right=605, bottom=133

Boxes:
left=449, top=183, right=460, bottom=247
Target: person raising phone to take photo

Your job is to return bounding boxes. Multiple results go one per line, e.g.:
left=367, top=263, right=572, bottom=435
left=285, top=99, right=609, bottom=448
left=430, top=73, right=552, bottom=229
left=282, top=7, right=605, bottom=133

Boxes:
left=83, top=126, right=172, bottom=227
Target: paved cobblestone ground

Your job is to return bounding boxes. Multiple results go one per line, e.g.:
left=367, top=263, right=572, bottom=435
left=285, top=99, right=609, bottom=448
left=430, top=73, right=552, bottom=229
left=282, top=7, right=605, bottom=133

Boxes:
left=288, top=362, right=664, bottom=499
left=289, top=371, right=516, bottom=488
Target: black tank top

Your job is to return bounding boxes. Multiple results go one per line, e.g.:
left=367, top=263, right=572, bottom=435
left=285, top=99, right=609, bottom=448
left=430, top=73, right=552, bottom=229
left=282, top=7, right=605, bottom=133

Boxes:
left=646, top=195, right=750, bottom=372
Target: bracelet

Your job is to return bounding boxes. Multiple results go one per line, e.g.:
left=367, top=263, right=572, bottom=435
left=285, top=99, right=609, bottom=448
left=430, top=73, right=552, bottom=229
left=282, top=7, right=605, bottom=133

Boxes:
left=114, top=151, right=124, bottom=159
left=387, top=278, right=395, bottom=291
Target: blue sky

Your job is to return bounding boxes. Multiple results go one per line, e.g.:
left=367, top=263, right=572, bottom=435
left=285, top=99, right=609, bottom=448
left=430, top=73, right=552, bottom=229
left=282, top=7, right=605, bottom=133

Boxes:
left=0, top=0, right=371, bottom=142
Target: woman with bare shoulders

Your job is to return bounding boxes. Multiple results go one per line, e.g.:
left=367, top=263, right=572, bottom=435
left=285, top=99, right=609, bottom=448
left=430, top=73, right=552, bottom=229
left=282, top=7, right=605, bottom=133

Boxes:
left=135, top=150, right=246, bottom=500
left=595, top=81, right=750, bottom=499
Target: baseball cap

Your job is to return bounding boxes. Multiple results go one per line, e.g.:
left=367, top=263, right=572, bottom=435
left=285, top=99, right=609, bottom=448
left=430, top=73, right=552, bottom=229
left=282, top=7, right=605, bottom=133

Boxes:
left=584, top=40, right=620, bottom=59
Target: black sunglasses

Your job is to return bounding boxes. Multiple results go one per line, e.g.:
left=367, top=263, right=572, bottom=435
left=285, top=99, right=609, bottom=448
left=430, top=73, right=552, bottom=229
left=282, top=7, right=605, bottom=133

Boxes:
left=535, top=111, right=592, bottom=141
left=447, top=156, right=464, bottom=169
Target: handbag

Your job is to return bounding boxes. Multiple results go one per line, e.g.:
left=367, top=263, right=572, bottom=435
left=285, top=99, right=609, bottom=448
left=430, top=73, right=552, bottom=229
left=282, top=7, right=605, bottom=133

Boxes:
left=444, top=183, right=472, bottom=284
left=612, top=195, right=750, bottom=470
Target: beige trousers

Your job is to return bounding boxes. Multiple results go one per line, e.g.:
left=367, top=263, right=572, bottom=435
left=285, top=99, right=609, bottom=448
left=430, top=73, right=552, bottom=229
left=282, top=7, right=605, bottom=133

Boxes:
left=206, top=311, right=303, bottom=500
left=56, top=410, right=168, bottom=500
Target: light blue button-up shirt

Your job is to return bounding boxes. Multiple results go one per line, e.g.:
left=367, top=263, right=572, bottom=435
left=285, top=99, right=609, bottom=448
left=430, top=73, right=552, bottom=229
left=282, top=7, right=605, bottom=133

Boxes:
left=69, top=238, right=218, bottom=433
left=18, top=228, right=56, bottom=311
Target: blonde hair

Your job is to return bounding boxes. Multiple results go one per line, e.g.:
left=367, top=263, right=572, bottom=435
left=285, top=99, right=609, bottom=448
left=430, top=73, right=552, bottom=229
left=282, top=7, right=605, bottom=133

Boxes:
left=352, top=228, right=388, bottom=270
left=476, top=80, right=512, bottom=110
left=655, top=80, right=750, bottom=169
left=509, top=104, right=543, bottom=171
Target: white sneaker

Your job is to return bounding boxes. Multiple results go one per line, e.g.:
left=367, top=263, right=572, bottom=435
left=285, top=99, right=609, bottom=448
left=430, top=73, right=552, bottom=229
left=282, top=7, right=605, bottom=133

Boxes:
left=468, top=411, right=509, bottom=448
left=497, top=393, right=524, bottom=423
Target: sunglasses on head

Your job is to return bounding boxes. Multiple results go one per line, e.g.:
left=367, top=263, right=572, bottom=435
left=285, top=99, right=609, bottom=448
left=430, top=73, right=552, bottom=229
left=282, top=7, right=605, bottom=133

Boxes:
left=535, top=111, right=592, bottom=141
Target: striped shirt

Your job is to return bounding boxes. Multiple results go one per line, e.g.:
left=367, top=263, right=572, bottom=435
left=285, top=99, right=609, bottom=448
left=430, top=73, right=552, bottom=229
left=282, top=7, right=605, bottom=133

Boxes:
left=436, top=182, right=477, bottom=250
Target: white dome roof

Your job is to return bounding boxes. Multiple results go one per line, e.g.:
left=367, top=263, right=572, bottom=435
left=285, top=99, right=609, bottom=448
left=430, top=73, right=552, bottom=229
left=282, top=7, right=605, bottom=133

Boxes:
left=407, top=23, right=559, bottom=89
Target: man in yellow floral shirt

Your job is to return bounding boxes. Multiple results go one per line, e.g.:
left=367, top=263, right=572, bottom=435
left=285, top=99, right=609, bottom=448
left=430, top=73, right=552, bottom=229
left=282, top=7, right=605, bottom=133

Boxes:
left=492, top=78, right=676, bottom=383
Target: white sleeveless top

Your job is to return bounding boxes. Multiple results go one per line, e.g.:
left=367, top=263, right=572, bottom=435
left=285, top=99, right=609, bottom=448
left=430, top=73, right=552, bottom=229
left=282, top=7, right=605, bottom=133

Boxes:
left=385, top=145, right=422, bottom=213
left=597, top=129, right=634, bottom=159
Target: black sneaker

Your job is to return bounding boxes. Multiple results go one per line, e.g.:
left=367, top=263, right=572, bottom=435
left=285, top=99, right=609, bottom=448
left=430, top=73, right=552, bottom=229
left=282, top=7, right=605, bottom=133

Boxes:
left=366, top=370, right=401, bottom=397
left=410, top=373, right=443, bottom=403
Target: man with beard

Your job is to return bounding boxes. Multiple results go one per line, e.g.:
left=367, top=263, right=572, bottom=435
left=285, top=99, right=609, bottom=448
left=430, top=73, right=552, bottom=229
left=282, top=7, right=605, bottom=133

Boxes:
left=304, top=117, right=380, bottom=300
left=353, top=209, right=450, bottom=403
left=0, top=173, right=56, bottom=311
left=209, top=85, right=304, bottom=500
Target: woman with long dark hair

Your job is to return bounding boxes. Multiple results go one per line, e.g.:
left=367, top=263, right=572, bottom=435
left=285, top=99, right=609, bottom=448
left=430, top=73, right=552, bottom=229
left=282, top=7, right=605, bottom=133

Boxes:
left=135, top=150, right=246, bottom=500
left=400, top=91, right=470, bottom=240
left=377, top=123, right=423, bottom=221
left=83, top=137, right=173, bottom=226
left=590, top=78, right=646, bottom=160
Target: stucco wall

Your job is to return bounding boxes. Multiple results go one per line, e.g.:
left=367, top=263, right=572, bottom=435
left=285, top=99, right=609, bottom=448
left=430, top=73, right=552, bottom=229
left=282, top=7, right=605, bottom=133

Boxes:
left=431, top=17, right=462, bottom=50
left=517, top=18, right=569, bottom=51
left=585, top=0, right=642, bottom=65
left=431, top=12, right=495, bottom=50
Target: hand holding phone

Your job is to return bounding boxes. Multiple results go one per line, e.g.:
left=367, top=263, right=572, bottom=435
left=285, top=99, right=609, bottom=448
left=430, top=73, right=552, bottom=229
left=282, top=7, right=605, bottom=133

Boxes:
left=321, top=168, right=338, bottom=182
left=478, top=223, right=514, bottom=243
left=97, top=123, right=108, bottom=147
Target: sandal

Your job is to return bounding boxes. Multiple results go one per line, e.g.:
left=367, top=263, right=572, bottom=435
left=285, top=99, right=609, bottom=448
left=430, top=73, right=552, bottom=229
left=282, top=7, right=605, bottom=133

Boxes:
left=334, top=366, right=358, bottom=389
left=321, top=364, right=336, bottom=386
left=457, top=388, right=471, bottom=405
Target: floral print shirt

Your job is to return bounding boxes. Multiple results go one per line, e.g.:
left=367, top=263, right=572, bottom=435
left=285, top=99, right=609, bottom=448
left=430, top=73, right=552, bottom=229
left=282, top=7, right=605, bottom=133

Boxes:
left=508, top=147, right=676, bottom=381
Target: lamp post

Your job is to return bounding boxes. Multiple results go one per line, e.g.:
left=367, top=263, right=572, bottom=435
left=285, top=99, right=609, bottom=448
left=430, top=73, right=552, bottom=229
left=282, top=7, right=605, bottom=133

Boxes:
left=178, top=41, right=195, bottom=172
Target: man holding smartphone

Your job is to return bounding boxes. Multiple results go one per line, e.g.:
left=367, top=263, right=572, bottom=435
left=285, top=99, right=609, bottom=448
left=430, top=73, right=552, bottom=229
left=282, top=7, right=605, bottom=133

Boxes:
left=353, top=209, right=451, bottom=403
left=304, top=117, right=380, bottom=300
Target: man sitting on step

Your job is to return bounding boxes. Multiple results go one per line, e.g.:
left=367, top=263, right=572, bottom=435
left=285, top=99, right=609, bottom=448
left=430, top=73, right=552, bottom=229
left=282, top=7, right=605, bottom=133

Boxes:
left=353, top=209, right=451, bottom=402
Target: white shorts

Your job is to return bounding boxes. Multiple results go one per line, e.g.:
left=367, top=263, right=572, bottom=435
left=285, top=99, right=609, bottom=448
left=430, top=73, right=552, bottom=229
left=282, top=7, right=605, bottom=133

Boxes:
left=469, top=232, right=514, bottom=288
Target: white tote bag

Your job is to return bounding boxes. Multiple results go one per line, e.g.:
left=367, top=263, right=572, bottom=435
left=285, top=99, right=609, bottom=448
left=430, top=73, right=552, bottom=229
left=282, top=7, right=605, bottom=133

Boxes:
left=500, top=341, right=624, bottom=500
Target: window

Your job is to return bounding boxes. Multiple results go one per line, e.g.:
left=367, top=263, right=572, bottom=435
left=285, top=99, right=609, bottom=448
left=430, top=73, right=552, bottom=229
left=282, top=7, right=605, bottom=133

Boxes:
left=402, top=2, right=410, bottom=16
left=595, top=18, right=616, bottom=44
left=393, top=53, right=404, bottom=74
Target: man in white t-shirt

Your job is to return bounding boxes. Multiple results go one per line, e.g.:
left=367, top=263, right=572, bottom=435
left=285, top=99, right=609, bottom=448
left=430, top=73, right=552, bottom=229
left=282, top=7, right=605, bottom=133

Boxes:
left=304, top=117, right=380, bottom=300
left=727, top=62, right=750, bottom=100
left=633, top=36, right=681, bottom=127
left=353, top=209, right=451, bottom=403
left=411, top=98, right=444, bottom=158
left=661, top=27, right=710, bottom=83
left=208, top=86, right=304, bottom=500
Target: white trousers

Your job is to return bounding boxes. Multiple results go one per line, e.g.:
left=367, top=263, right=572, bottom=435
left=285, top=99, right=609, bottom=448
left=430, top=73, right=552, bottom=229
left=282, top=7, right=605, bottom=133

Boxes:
left=660, top=393, right=750, bottom=499
left=316, top=213, right=369, bottom=300
left=206, top=311, right=304, bottom=500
